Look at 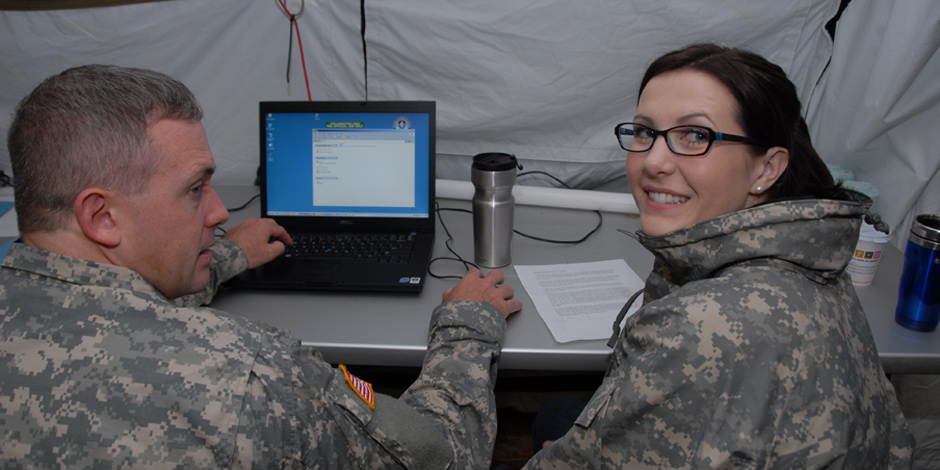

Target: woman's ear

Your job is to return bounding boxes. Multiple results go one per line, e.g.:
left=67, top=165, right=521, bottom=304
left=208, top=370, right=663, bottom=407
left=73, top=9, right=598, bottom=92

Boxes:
left=74, top=187, right=121, bottom=248
left=751, top=146, right=789, bottom=196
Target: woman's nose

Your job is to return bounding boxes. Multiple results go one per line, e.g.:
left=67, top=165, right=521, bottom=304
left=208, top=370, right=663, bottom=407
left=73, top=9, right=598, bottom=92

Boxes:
left=641, top=135, right=678, bottom=175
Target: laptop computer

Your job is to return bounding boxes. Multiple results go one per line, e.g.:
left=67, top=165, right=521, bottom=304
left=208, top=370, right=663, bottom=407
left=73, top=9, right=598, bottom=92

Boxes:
left=225, top=100, right=436, bottom=293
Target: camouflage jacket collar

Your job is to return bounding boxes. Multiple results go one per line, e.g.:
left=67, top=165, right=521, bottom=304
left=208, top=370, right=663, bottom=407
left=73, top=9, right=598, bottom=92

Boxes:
left=2, top=244, right=166, bottom=300
left=626, top=196, right=870, bottom=298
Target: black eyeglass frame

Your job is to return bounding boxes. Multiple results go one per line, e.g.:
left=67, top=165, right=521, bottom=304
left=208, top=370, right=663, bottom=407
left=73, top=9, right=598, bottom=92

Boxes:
left=614, top=122, right=757, bottom=157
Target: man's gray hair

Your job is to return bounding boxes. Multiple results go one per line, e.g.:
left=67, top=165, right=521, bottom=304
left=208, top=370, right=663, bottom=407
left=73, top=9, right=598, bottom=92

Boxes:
left=7, top=64, right=203, bottom=232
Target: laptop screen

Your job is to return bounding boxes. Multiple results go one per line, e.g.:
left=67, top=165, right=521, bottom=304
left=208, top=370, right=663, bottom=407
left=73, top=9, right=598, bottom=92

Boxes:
left=260, top=101, right=435, bottom=224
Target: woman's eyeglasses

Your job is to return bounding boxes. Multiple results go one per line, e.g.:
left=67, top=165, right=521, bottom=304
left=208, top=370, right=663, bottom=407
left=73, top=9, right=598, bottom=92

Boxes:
left=614, top=122, right=756, bottom=157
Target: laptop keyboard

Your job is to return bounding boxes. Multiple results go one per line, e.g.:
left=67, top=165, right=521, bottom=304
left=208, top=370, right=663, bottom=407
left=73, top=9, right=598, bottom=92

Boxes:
left=283, top=233, right=416, bottom=264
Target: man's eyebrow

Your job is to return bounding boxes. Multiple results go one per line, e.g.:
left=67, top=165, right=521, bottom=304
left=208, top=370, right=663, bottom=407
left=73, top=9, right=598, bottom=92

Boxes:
left=186, top=166, right=215, bottom=187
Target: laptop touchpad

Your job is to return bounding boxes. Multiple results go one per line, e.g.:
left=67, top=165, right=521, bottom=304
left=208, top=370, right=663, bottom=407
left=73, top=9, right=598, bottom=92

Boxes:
left=303, top=260, right=337, bottom=275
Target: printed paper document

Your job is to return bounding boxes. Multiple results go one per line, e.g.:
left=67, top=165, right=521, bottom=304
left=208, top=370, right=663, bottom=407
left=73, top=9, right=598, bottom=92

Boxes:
left=515, top=259, right=644, bottom=343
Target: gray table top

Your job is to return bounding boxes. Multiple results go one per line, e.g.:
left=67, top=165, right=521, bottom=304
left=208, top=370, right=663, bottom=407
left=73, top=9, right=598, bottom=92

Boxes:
left=211, top=185, right=940, bottom=374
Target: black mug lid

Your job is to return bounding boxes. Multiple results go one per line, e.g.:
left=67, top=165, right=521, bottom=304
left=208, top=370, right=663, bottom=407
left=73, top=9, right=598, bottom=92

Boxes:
left=472, top=152, right=518, bottom=171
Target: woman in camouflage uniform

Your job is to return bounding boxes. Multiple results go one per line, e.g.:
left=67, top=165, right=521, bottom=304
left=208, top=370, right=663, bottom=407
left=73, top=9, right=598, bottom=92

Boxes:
left=525, top=44, right=914, bottom=469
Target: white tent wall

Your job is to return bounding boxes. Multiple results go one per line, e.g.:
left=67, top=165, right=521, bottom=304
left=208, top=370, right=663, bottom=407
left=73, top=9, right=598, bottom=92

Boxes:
left=0, top=0, right=368, bottom=184
left=807, top=0, right=940, bottom=251
left=366, top=0, right=838, bottom=190
left=0, top=0, right=837, bottom=186
left=0, top=0, right=937, bottom=249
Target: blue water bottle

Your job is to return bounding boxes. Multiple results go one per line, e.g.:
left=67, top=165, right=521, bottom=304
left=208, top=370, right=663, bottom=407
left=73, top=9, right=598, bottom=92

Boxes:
left=895, top=214, right=940, bottom=332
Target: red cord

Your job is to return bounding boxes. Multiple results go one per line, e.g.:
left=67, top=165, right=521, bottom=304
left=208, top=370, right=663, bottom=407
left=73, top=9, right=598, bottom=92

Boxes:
left=278, top=0, right=312, bottom=101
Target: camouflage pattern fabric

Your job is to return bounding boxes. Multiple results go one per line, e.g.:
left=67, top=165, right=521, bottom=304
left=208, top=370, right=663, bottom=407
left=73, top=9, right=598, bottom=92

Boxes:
left=524, top=194, right=915, bottom=469
left=0, top=239, right=506, bottom=469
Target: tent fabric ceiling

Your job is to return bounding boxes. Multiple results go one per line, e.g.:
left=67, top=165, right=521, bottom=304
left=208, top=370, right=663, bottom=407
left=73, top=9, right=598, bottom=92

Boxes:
left=0, top=0, right=164, bottom=10
left=0, top=0, right=937, bottom=248
left=366, top=0, right=838, bottom=166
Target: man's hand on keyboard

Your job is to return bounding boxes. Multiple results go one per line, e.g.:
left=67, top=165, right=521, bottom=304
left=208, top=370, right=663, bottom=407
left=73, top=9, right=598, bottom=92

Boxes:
left=224, top=218, right=293, bottom=269
left=442, top=268, right=522, bottom=319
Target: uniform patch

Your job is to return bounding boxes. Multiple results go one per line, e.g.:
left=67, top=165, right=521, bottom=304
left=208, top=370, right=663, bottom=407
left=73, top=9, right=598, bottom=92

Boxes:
left=339, top=364, right=375, bottom=409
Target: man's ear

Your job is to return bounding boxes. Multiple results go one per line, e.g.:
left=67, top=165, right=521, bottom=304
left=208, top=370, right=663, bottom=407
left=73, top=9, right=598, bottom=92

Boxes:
left=751, top=146, right=790, bottom=195
left=74, top=188, right=121, bottom=248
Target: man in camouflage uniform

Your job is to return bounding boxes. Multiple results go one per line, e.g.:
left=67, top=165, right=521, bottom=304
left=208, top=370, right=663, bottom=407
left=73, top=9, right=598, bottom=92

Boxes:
left=523, top=193, right=915, bottom=468
left=0, top=64, right=521, bottom=469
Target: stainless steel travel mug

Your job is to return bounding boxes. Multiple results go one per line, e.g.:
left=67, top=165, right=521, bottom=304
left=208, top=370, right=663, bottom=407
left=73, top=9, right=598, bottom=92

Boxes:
left=895, top=214, right=940, bottom=332
left=472, top=153, right=518, bottom=268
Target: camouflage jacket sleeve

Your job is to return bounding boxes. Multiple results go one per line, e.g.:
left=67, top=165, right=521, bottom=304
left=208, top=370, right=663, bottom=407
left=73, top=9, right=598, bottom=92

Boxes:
left=398, top=300, right=507, bottom=469
left=234, top=300, right=507, bottom=469
left=175, top=239, right=249, bottom=308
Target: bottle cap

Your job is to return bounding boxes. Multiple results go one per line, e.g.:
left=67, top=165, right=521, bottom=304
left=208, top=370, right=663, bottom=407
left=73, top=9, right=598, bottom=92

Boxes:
left=910, top=214, right=940, bottom=249
left=472, top=152, right=518, bottom=172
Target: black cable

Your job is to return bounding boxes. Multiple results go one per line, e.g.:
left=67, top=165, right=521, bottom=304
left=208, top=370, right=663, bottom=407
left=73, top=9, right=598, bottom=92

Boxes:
left=427, top=202, right=480, bottom=280
left=514, top=171, right=603, bottom=244
left=227, top=193, right=261, bottom=212
left=282, top=0, right=305, bottom=84
left=518, top=170, right=568, bottom=188
left=360, top=0, right=368, bottom=99
left=286, top=18, right=293, bottom=83
left=514, top=216, right=603, bottom=244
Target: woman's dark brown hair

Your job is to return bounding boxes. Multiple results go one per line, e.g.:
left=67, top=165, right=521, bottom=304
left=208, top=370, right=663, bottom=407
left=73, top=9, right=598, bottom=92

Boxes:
left=639, top=43, right=844, bottom=201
